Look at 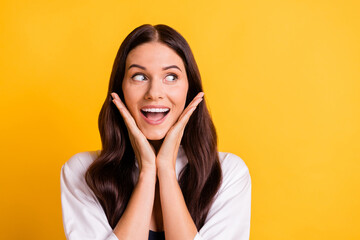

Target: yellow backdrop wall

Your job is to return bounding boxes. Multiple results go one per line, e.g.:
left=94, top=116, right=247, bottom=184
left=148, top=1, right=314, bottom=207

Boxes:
left=1, top=0, right=359, bottom=239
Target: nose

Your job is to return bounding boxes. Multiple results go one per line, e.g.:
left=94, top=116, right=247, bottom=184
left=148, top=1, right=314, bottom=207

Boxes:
left=144, top=78, right=165, bottom=100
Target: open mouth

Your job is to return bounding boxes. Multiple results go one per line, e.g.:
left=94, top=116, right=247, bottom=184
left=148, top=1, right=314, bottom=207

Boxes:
left=140, top=108, right=170, bottom=123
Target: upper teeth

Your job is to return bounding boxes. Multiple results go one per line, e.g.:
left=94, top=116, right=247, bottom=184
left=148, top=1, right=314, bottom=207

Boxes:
left=142, top=108, right=170, bottom=113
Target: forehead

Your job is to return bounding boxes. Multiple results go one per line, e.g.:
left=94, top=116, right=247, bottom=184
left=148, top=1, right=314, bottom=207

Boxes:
left=125, top=42, right=185, bottom=70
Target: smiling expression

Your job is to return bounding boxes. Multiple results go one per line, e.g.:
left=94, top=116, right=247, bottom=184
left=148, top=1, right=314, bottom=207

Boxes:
left=122, top=41, right=189, bottom=140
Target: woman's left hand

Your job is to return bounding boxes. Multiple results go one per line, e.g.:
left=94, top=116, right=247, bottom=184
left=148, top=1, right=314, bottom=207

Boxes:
left=156, top=92, right=204, bottom=173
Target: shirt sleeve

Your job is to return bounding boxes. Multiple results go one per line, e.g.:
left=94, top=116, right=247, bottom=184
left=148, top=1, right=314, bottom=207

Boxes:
left=60, top=153, right=119, bottom=240
left=193, top=153, right=252, bottom=240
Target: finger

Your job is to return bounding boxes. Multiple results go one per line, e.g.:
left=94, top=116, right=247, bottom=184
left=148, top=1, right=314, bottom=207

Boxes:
left=170, top=96, right=203, bottom=137
left=178, top=98, right=202, bottom=128
left=188, top=92, right=204, bottom=107
left=177, top=92, right=204, bottom=122
left=110, top=92, right=129, bottom=113
left=110, top=92, right=134, bottom=124
left=110, top=92, right=140, bottom=135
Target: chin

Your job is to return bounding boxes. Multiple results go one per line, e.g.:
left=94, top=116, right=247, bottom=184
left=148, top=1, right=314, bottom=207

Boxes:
left=142, top=128, right=167, bottom=140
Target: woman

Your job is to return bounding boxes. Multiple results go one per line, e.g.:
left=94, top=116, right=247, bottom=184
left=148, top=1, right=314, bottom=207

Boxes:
left=60, top=24, right=251, bottom=240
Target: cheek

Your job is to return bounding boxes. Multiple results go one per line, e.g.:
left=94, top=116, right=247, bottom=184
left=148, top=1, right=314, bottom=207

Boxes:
left=169, top=85, right=188, bottom=117
left=122, top=86, right=140, bottom=117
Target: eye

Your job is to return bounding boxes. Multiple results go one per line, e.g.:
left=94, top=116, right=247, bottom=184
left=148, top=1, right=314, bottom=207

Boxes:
left=165, top=74, right=178, bottom=82
left=132, top=73, right=146, bottom=81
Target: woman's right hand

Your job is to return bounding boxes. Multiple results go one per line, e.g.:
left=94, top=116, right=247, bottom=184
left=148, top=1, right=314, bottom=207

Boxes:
left=111, top=92, right=156, bottom=174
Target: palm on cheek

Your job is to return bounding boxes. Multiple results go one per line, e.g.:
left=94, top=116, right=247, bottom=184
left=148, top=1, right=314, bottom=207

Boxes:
left=111, top=92, right=204, bottom=173
left=111, top=92, right=156, bottom=173
left=156, top=92, right=204, bottom=171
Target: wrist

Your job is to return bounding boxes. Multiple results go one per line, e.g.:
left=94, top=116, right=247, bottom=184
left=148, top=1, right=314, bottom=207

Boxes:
left=157, top=166, right=176, bottom=180
left=139, top=167, right=157, bottom=181
left=139, top=161, right=156, bottom=173
left=156, top=158, right=176, bottom=174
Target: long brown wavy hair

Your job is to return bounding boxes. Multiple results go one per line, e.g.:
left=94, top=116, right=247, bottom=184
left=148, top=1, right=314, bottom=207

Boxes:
left=85, top=24, right=222, bottom=230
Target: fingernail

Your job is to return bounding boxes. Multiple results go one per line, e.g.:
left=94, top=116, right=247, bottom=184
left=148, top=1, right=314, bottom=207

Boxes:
left=199, top=92, right=204, bottom=97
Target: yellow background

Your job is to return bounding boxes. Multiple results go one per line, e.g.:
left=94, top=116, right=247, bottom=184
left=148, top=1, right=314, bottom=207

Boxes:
left=1, top=0, right=359, bottom=239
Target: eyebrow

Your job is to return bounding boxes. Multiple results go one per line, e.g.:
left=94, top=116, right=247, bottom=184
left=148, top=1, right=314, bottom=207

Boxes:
left=128, top=64, right=182, bottom=72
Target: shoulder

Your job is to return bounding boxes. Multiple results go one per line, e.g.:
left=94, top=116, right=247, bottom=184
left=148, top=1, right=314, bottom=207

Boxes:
left=61, top=150, right=101, bottom=180
left=197, top=152, right=251, bottom=238
left=217, top=152, right=251, bottom=192
left=218, top=151, right=249, bottom=177
left=60, top=150, right=102, bottom=202
left=60, top=150, right=110, bottom=233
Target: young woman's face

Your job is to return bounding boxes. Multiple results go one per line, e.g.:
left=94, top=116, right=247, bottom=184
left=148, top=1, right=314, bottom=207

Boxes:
left=122, top=41, right=189, bottom=140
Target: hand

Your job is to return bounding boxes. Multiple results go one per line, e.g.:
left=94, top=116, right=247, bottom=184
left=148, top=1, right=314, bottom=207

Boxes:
left=156, top=92, right=204, bottom=173
left=111, top=92, right=156, bottom=173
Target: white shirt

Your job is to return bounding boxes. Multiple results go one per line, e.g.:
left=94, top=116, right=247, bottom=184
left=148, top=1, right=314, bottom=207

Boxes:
left=60, top=146, right=251, bottom=240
